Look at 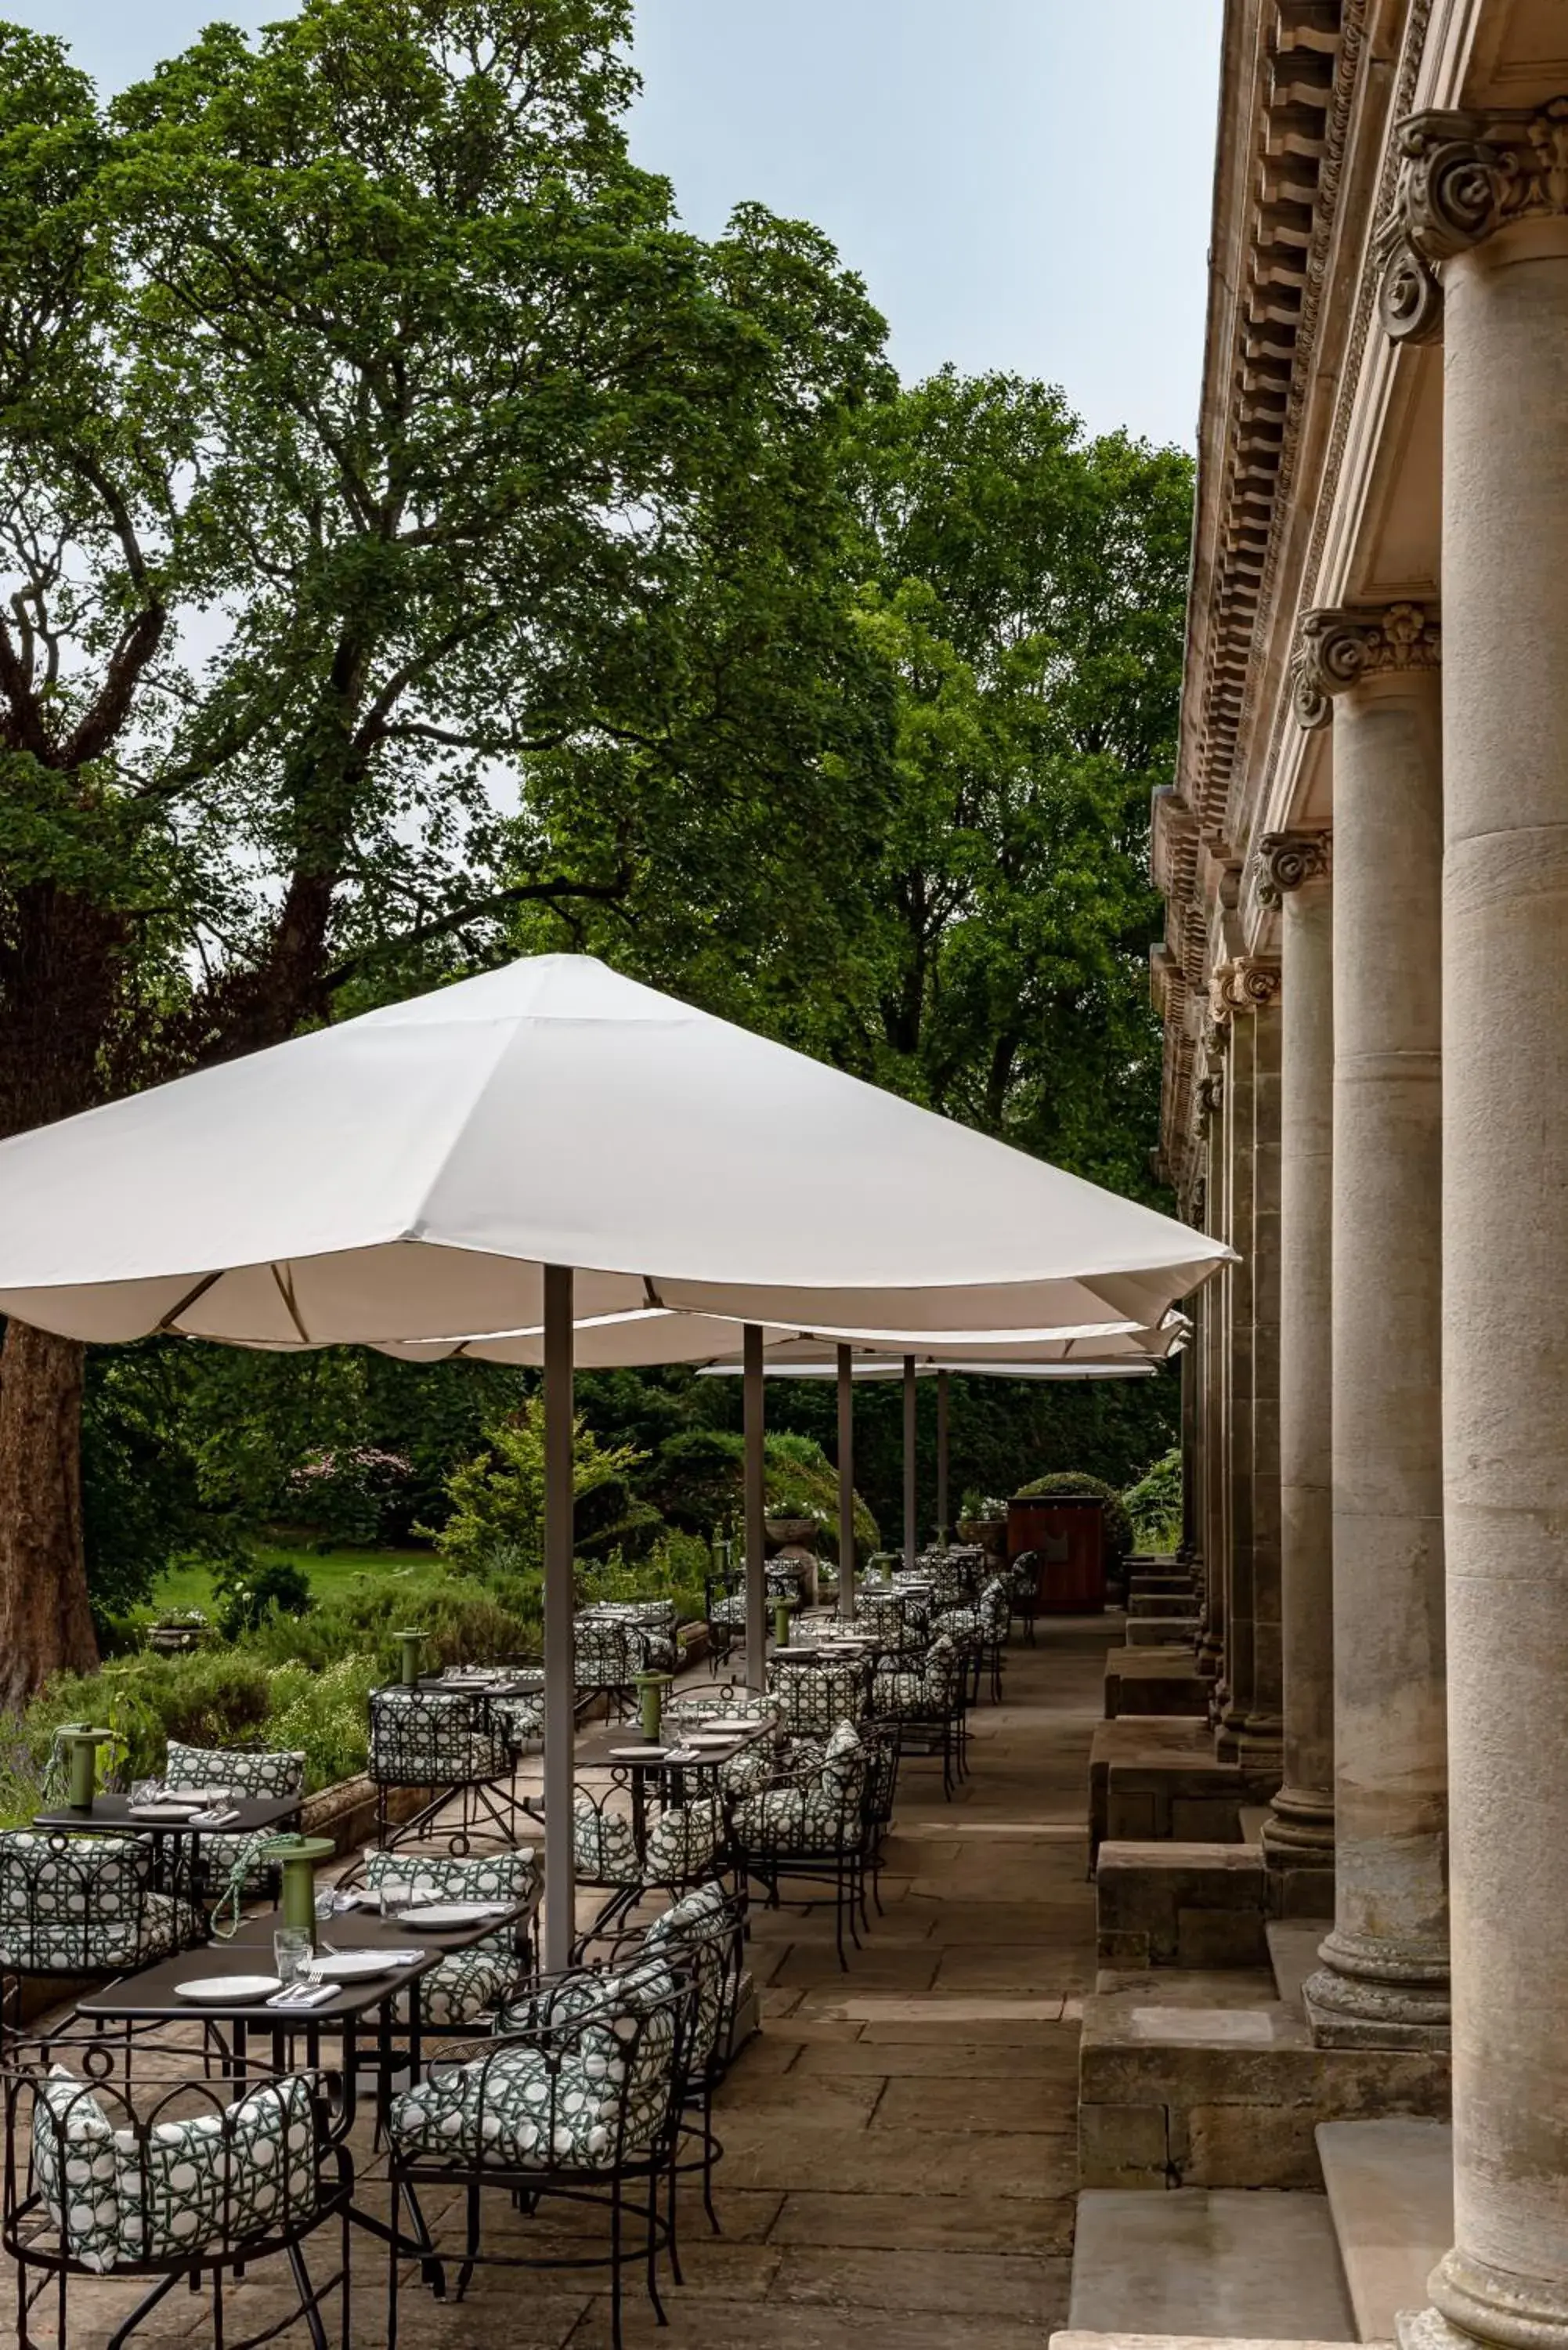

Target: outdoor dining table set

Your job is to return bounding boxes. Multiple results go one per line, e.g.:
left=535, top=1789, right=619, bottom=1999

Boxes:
left=0, top=1545, right=1024, bottom=2350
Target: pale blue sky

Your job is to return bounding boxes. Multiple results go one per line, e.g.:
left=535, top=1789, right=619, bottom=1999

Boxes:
left=34, top=0, right=1223, bottom=447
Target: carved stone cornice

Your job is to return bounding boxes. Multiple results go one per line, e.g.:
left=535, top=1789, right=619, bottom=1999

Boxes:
left=1255, top=829, right=1332, bottom=908
left=1292, top=602, right=1440, bottom=729
left=1379, top=98, right=1568, bottom=344
left=1210, top=956, right=1283, bottom=1017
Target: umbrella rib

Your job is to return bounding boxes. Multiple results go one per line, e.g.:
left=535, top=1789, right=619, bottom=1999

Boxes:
left=154, top=1270, right=224, bottom=1332
left=270, top=1262, right=313, bottom=1344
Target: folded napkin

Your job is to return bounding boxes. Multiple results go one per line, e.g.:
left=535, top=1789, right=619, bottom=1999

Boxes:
left=190, top=1807, right=241, bottom=1828
left=267, top=1981, right=338, bottom=2010
left=661, top=1745, right=702, bottom=1765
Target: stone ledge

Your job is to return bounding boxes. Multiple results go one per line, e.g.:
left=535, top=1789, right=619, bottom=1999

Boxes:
left=1127, top=1618, right=1201, bottom=1647
left=1089, top=1719, right=1218, bottom=1858
left=1053, top=2334, right=1360, bottom=2350
left=1105, top=1650, right=1211, bottom=1721
left=1106, top=1756, right=1245, bottom=1850
left=1316, top=2118, right=1451, bottom=2345
left=1129, top=1593, right=1200, bottom=1620
left=1079, top=1981, right=1450, bottom=2189
left=1097, top=1842, right=1266, bottom=1971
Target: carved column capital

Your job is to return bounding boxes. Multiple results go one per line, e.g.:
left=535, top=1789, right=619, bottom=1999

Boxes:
left=1210, top=956, right=1282, bottom=1017
left=1379, top=97, right=1568, bottom=344
left=1255, top=829, right=1333, bottom=909
left=1292, top=603, right=1440, bottom=730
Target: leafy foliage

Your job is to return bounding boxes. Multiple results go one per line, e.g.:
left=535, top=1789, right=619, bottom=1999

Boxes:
left=430, top=1396, right=652, bottom=1574
left=209, top=1556, right=314, bottom=1641
left=1122, top=1446, right=1183, bottom=1553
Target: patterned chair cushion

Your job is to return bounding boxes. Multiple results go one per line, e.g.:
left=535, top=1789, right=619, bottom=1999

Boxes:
left=665, top=1690, right=771, bottom=1726
left=573, top=1618, right=648, bottom=1689
left=768, top=1661, right=866, bottom=1738
left=394, top=1963, right=679, bottom=2168
left=368, top=1689, right=510, bottom=1785
left=732, top=1780, right=849, bottom=1850
left=490, top=1692, right=543, bottom=1742
left=573, top=1794, right=640, bottom=1887
left=164, top=1741, right=305, bottom=1801
left=34, top=2068, right=317, bottom=2273
left=642, top=1797, right=724, bottom=1887
left=872, top=1634, right=957, bottom=1719
left=643, top=1883, right=732, bottom=2066
left=362, top=1846, right=536, bottom=2025
left=0, top=1834, right=190, bottom=1973
left=708, top=1592, right=747, bottom=1627
left=718, top=1744, right=773, bottom=1799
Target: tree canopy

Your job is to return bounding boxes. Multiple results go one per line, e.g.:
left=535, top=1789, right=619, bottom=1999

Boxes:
left=0, top=0, right=1193, bottom=1703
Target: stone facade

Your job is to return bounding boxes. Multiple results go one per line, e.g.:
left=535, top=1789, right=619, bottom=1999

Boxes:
left=1152, top=6, right=1568, bottom=2345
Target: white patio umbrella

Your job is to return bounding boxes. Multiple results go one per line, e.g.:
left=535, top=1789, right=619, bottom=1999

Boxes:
left=0, top=953, right=1224, bottom=1967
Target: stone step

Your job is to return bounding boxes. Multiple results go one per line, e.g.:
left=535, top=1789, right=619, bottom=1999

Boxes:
left=1105, top=1648, right=1211, bottom=1719
left=1097, top=1840, right=1267, bottom=1971
left=1316, top=2119, right=1452, bottom=2341
left=1090, top=1718, right=1218, bottom=1856
left=1079, top=1978, right=1450, bottom=2189
left=1057, top=2336, right=1360, bottom=2350
left=1066, top=2189, right=1357, bottom=2340
left=1127, top=1615, right=1200, bottom=1645
left=1239, top=1805, right=1272, bottom=1846
left=1129, top=1590, right=1200, bottom=1618
left=1269, top=1918, right=1323, bottom=2019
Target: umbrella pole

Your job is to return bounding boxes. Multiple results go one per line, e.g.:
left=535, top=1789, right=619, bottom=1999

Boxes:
left=543, top=1263, right=576, bottom=1975
left=837, top=1343, right=855, bottom=1622
left=937, top=1367, right=950, bottom=1553
left=744, top=1323, right=767, bottom=1691
left=903, top=1352, right=917, bottom=1571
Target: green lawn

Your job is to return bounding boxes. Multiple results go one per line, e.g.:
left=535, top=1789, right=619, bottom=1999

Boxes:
left=141, top=1542, right=435, bottom=1620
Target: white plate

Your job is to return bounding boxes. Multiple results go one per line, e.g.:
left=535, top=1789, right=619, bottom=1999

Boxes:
left=128, top=1802, right=206, bottom=1821
left=393, top=1902, right=508, bottom=1928
left=608, top=1745, right=667, bottom=1760
left=686, top=1729, right=742, bottom=1744
left=308, top=1950, right=402, bottom=1979
left=175, top=1975, right=281, bottom=2003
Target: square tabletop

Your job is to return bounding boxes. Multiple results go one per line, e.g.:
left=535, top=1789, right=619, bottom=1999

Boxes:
left=76, top=1893, right=537, bottom=2026
left=32, top=1792, right=302, bottom=1839
left=575, top=1712, right=775, bottom=1777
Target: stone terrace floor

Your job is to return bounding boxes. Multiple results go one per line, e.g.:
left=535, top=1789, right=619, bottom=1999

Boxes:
left=12, top=1618, right=1112, bottom=2350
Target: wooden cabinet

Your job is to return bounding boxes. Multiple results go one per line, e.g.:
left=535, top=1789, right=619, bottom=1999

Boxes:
left=1006, top=1494, right=1106, bottom=1614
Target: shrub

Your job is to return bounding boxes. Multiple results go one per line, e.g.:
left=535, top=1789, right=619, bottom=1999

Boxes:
left=1122, top=1448, right=1183, bottom=1553
left=288, top=1447, right=414, bottom=1546
left=431, top=1399, right=649, bottom=1572
left=1014, top=1471, right=1135, bottom=1573
left=641, top=1429, right=877, bottom=1556
left=211, top=1556, right=313, bottom=1640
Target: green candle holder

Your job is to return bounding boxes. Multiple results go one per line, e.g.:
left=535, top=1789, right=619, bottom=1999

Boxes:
left=261, top=1832, right=338, bottom=1938
left=396, top=1629, right=428, bottom=1688
left=772, top=1598, right=793, bottom=1649
left=58, top=1725, right=115, bottom=1813
left=634, top=1670, right=674, bottom=1743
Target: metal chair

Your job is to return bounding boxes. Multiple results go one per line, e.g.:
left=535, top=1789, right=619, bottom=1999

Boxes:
left=2, top=2031, right=349, bottom=2350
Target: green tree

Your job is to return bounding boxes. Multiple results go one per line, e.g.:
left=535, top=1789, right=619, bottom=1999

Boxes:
left=0, top=0, right=889, bottom=1704
left=841, top=370, right=1193, bottom=1189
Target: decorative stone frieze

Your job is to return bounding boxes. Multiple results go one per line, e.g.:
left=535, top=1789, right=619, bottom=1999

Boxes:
left=1210, top=957, right=1283, bottom=1017
left=1379, top=98, right=1568, bottom=344
left=1255, top=830, right=1332, bottom=908
left=1196, top=1072, right=1225, bottom=1126
left=1292, top=603, right=1440, bottom=730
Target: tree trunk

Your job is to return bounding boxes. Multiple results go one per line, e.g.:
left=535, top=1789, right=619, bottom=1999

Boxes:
left=0, top=1319, right=96, bottom=1709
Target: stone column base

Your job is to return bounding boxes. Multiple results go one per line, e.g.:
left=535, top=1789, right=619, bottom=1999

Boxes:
left=1261, top=1806, right=1336, bottom=1920
left=1304, top=1954, right=1451, bottom=2051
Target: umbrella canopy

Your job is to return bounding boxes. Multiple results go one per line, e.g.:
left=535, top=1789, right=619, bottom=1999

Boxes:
left=0, top=955, right=1226, bottom=1344
left=699, top=1358, right=1159, bottom=1380
left=370, top=1307, right=1187, bottom=1368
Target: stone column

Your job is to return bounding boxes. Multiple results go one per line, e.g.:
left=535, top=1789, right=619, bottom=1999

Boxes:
left=1382, top=103, right=1568, bottom=2350
left=1290, top=603, right=1447, bottom=2049
left=1258, top=833, right=1336, bottom=1907
left=1196, top=1058, right=1227, bottom=1677
left=1211, top=962, right=1283, bottom=1781
left=1214, top=994, right=1254, bottom=1755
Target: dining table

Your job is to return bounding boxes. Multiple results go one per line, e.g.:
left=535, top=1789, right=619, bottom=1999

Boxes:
left=31, top=1791, right=305, bottom=1905
left=76, top=1889, right=540, bottom=2258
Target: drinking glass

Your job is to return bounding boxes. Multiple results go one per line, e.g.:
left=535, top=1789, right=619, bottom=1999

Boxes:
left=273, top=1927, right=314, bottom=1990
left=130, top=1778, right=161, bottom=1809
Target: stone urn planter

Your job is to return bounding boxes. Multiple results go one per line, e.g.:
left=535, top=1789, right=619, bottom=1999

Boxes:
left=764, top=1516, right=818, bottom=1549
left=957, top=1516, right=1006, bottom=1554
